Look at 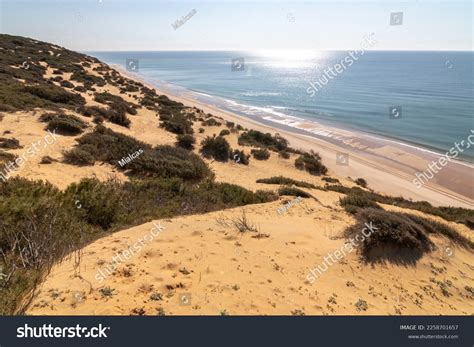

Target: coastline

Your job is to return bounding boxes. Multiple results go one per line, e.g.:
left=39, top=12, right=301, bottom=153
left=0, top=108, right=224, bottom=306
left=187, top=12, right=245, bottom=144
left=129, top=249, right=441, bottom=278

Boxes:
left=115, top=65, right=473, bottom=208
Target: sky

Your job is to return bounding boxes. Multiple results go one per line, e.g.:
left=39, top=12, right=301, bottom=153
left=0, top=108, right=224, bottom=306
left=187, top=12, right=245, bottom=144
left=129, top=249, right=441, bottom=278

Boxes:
left=0, top=0, right=472, bottom=51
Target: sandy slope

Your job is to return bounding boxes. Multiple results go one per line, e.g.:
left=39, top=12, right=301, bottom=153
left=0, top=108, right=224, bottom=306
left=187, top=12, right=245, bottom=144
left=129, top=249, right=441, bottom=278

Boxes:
left=27, top=200, right=474, bottom=315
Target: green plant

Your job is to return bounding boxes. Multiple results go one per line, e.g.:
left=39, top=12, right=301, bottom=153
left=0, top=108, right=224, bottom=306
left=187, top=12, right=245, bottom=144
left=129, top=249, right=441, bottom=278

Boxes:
left=251, top=148, right=270, bottom=160
left=294, top=151, right=328, bottom=176
left=238, top=130, right=288, bottom=152
left=278, top=186, right=312, bottom=198
left=176, top=134, right=196, bottom=150
left=355, top=178, right=367, bottom=188
left=256, top=176, right=316, bottom=189
left=200, top=136, right=231, bottom=162
left=63, top=148, right=95, bottom=166
left=339, top=194, right=380, bottom=214
left=219, top=129, right=230, bottom=136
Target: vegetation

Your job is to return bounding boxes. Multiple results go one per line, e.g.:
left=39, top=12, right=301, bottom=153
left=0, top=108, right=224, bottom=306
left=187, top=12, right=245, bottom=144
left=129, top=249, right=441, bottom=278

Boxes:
left=200, top=136, right=231, bottom=162
left=159, top=112, right=193, bottom=135
left=251, top=148, right=270, bottom=160
left=339, top=194, right=381, bottom=214
left=0, top=137, right=22, bottom=149
left=256, top=176, right=316, bottom=189
left=40, top=113, right=87, bottom=135
left=176, top=134, right=196, bottom=150
left=355, top=178, right=368, bottom=188
left=294, top=151, right=328, bottom=176
left=324, top=184, right=474, bottom=229
left=65, top=126, right=211, bottom=181
left=322, top=177, right=340, bottom=184
left=344, top=208, right=472, bottom=263
left=238, top=130, right=288, bottom=152
left=230, top=149, right=249, bottom=165
left=219, top=129, right=230, bottom=136
left=278, top=150, right=290, bottom=159
left=278, top=186, right=312, bottom=198
left=0, top=175, right=277, bottom=314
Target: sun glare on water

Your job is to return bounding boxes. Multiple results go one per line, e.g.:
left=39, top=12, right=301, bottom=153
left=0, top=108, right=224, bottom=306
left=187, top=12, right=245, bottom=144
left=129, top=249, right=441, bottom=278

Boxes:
left=254, top=49, right=323, bottom=69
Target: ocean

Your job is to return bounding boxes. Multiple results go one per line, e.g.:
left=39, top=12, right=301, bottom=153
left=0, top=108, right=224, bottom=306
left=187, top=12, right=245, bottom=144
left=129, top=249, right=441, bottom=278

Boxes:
left=89, top=51, right=474, bottom=162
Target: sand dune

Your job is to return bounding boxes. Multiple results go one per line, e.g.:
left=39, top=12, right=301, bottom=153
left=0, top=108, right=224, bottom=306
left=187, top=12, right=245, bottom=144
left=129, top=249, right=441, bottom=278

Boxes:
left=28, top=201, right=474, bottom=315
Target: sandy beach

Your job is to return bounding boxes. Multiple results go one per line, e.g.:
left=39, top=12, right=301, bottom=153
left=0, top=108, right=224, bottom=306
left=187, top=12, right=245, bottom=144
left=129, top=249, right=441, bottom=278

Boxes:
left=118, top=68, right=474, bottom=208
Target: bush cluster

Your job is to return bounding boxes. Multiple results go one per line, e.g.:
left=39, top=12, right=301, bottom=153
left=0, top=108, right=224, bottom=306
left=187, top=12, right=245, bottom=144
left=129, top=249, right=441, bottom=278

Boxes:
left=251, top=148, right=270, bottom=160
left=200, top=136, right=231, bottom=162
left=256, top=176, right=316, bottom=189
left=40, top=113, right=87, bottom=135
left=294, top=151, right=328, bottom=176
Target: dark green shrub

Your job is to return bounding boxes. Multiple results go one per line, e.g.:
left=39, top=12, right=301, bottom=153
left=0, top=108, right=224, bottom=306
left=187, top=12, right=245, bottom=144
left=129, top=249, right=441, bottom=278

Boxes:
left=251, top=148, right=270, bottom=160
left=344, top=208, right=437, bottom=262
left=278, top=150, right=290, bottom=159
left=278, top=186, right=312, bottom=198
left=322, top=177, right=339, bottom=184
left=45, top=114, right=87, bottom=135
left=74, top=86, right=86, bottom=92
left=238, top=130, right=288, bottom=151
left=355, top=178, right=368, bottom=188
left=201, top=118, right=221, bottom=126
left=176, top=134, right=196, bottom=150
left=219, top=129, right=230, bottom=136
left=230, top=149, right=249, bottom=165
left=23, top=85, right=85, bottom=106
left=323, top=185, right=474, bottom=229
left=60, top=80, right=74, bottom=88
left=256, top=176, right=316, bottom=189
left=63, top=148, right=95, bottom=165
left=339, top=194, right=380, bottom=214
left=200, top=136, right=231, bottom=162
left=160, top=112, right=193, bottom=135
left=294, top=151, right=328, bottom=176
left=0, top=137, right=22, bottom=149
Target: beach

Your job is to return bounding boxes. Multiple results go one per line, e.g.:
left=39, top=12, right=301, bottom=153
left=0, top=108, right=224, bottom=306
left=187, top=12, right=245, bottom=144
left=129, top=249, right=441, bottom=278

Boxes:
left=118, top=67, right=474, bottom=208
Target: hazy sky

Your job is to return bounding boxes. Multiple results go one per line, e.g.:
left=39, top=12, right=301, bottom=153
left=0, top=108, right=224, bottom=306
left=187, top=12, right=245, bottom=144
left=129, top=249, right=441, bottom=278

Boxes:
left=0, top=0, right=472, bottom=51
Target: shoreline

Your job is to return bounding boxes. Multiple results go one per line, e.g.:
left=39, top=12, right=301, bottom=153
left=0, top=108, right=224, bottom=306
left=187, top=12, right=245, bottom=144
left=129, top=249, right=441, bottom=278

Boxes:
left=115, top=65, right=473, bottom=208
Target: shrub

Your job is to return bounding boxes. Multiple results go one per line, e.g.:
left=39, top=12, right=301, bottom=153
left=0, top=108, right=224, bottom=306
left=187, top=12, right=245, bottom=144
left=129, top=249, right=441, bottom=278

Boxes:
left=198, top=128, right=205, bottom=133
left=74, top=85, right=86, bottom=93
left=0, top=137, right=22, bottom=149
left=60, top=80, right=74, bottom=89
left=230, top=149, right=249, bottom=165
left=44, top=114, right=87, bottom=135
left=226, top=121, right=235, bottom=128
left=238, top=130, right=288, bottom=152
left=40, top=156, right=56, bottom=164
left=323, top=185, right=474, bottom=229
left=344, top=208, right=437, bottom=262
left=175, top=134, right=196, bottom=150
left=251, top=148, right=270, bottom=160
left=201, top=118, right=221, bottom=126
left=63, top=148, right=95, bottom=165
left=160, top=112, right=193, bottom=135
left=278, top=150, right=290, bottom=159
left=355, top=178, right=368, bottom=188
left=219, top=129, right=230, bottom=136
left=200, top=136, right=231, bottom=162
left=339, top=194, right=380, bottom=214
left=278, top=186, right=312, bottom=198
left=256, top=176, right=316, bottom=189
left=23, top=85, right=85, bottom=106
left=322, top=177, right=339, bottom=184
left=294, top=151, right=328, bottom=176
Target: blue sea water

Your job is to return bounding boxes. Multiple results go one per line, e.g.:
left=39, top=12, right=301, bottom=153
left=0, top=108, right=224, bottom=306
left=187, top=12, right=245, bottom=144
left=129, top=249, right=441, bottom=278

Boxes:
left=89, top=51, right=474, bottom=162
